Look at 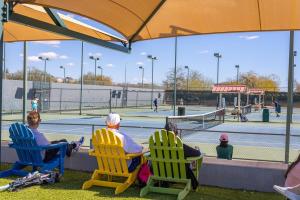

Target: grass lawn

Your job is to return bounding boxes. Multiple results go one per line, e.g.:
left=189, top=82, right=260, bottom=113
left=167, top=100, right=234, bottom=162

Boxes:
left=0, top=166, right=283, bottom=200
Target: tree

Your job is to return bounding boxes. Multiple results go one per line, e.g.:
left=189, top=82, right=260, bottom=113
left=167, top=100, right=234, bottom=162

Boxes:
left=222, top=71, right=280, bottom=91
left=82, top=72, right=112, bottom=85
left=6, top=68, right=57, bottom=82
left=163, top=66, right=213, bottom=90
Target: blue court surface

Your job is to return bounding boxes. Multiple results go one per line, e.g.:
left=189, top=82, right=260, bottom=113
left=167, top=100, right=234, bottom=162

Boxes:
left=3, top=108, right=299, bottom=149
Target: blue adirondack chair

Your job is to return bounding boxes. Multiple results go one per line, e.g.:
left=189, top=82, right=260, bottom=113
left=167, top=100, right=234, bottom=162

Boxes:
left=0, top=123, right=67, bottom=177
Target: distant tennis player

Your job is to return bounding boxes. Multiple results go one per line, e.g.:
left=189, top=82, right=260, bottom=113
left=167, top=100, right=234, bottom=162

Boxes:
left=153, top=98, right=158, bottom=112
left=273, top=99, right=281, bottom=117
left=31, top=97, right=39, bottom=112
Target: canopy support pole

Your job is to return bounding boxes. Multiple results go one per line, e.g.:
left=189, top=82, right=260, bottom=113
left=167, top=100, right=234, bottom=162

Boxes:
left=79, top=41, right=84, bottom=115
left=0, top=0, right=5, bottom=169
left=285, top=30, right=295, bottom=163
left=22, top=41, right=27, bottom=123
left=173, top=36, right=177, bottom=116
left=44, top=7, right=66, bottom=28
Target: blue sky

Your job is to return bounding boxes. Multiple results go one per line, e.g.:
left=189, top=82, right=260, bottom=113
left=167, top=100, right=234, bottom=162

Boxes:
left=4, top=11, right=299, bottom=89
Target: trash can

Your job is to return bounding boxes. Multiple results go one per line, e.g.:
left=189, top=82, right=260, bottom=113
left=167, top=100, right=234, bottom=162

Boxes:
left=262, top=108, right=269, bottom=122
left=178, top=107, right=185, bottom=116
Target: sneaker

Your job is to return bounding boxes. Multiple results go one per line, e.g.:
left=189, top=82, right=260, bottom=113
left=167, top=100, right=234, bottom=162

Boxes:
left=73, top=136, right=85, bottom=152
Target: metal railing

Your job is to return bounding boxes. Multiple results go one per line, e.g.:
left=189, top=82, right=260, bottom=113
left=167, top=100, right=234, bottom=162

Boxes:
left=2, top=119, right=299, bottom=162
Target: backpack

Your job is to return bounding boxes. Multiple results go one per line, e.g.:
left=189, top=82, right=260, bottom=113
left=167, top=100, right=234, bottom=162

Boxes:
left=137, top=161, right=152, bottom=187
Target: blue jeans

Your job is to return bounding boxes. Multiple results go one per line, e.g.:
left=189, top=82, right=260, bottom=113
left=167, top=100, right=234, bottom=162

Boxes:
left=128, top=157, right=141, bottom=172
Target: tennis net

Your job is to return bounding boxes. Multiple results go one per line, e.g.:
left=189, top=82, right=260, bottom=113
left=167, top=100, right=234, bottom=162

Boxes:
left=166, top=108, right=225, bottom=137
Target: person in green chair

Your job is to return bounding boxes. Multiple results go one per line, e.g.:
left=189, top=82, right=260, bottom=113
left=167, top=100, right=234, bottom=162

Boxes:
left=216, top=133, right=233, bottom=160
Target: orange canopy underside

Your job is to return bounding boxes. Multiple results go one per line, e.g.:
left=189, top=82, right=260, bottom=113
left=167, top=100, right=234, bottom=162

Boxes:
left=13, top=0, right=300, bottom=42
left=4, top=4, right=126, bottom=43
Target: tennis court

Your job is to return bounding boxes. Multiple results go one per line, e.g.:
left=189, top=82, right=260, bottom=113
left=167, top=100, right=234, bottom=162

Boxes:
left=2, top=106, right=300, bottom=161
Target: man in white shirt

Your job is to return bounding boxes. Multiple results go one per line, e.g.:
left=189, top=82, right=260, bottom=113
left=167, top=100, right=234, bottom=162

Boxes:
left=105, top=113, right=143, bottom=172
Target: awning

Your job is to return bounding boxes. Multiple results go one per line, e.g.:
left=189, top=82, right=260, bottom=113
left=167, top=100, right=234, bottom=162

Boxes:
left=212, top=84, right=247, bottom=94
left=247, top=88, right=265, bottom=95
left=14, top=0, right=300, bottom=42
left=4, top=4, right=126, bottom=43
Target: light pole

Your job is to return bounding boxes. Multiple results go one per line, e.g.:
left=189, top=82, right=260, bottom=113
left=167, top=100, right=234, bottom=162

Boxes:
left=60, top=65, right=66, bottom=83
left=89, top=55, right=100, bottom=85
left=97, top=66, right=103, bottom=81
left=214, top=53, right=222, bottom=84
left=184, top=65, right=189, bottom=91
left=38, top=56, right=49, bottom=82
left=235, top=65, right=240, bottom=84
left=147, top=55, right=157, bottom=109
left=139, top=66, right=144, bottom=88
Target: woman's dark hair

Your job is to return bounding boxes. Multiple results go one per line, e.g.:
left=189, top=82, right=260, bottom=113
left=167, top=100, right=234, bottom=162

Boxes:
left=220, top=141, right=228, bottom=148
left=285, top=153, right=300, bottom=178
left=165, top=122, right=179, bottom=136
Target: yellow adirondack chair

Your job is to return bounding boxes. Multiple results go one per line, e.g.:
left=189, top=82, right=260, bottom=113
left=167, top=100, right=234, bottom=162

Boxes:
left=82, top=128, right=143, bottom=194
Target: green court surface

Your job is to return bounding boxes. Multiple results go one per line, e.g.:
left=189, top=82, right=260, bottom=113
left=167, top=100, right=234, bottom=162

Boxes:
left=0, top=165, right=283, bottom=200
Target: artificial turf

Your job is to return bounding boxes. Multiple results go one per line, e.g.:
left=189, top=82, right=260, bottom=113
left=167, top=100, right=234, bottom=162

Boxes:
left=0, top=166, right=283, bottom=200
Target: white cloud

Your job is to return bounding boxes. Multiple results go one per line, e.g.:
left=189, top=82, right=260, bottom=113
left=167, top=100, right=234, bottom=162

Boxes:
left=239, top=35, right=259, bottom=40
left=140, top=52, right=147, bottom=56
left=33, top=41, right=61, bottom=48
left=198, top=50, right=209, bottom=54
left=27, top=56, right=40, bottom=62
left=38, top=52, right=59, bottom=60
left=59, top=55, right=68, bottom=59
left=19, top=53, right=23, bottom=57
left=136, top=62, right=144, bottom=66
left=88, top=52, right=102, bottom=58
left=33, top=41, right=61, bottom=45
left=106, top=63, right=113, bottom=67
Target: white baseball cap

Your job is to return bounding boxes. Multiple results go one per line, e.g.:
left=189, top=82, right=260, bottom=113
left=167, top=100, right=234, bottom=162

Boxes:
left=106, top=113, right=121, bottom=127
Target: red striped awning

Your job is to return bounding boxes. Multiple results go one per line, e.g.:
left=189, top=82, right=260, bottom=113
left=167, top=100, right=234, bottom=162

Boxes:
left=212, top=85, right=247, bottom=93
left=248, top=88, right=265, bottom=95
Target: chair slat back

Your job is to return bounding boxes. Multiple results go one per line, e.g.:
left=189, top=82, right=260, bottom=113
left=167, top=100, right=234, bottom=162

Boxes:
left=149, top=130, right=186, bottom=179
left=9, top=123, right=43, bottom=164
left=92, top=128, right=128, bottom=175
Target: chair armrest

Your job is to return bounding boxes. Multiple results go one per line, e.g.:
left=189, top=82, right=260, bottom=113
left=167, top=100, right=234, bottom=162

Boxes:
left=125, top=152, right=143, bottom=159
left=88, top=150, right=95, bottom=156
left=186, top=155, right=203, bottom=162
left=40, top=142, right=68, bottom=150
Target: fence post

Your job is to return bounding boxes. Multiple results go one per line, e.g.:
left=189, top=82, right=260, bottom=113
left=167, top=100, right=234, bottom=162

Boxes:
left=109, top=89, right=112, bottom=113
left=285, top=31, right=294, bottom=163
left=136, top=91, right=139, bottom=108
left=90, top=125, right=95, bottom=149
left=59, top=88, right=62, bottom=114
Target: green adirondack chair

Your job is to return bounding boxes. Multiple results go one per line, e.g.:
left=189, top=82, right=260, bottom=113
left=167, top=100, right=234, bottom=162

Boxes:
left=140, top=129, right=203, bottom=200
